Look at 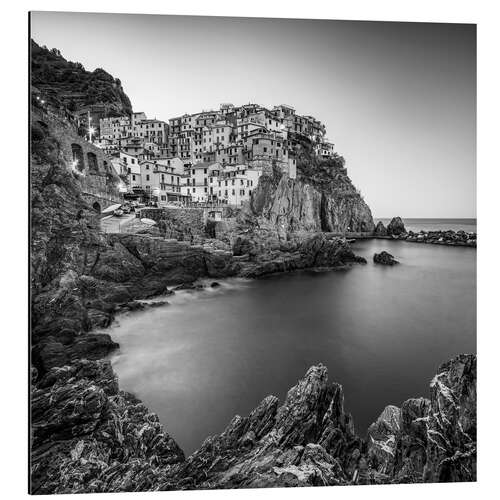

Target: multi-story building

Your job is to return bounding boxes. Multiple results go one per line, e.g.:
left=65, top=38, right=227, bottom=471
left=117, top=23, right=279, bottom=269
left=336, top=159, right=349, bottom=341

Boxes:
left=215, top=165, right=262, bottom=206
left=103, top=102, right=334, bottom=206
left=139, top=160, right=184, bottom=204
left=99, top=112, right=168, bottom=149
left=181, top=162, right=222, bottom=203
left=315, top=141, right=335, bottom=159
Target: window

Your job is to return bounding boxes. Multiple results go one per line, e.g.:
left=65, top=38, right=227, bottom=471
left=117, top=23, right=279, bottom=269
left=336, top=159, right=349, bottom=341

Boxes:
left=232, top=189, right=235, bottom=195
left=263, top=147, right=267, bottom=153
left=131, top=158, right=135, bottom=164
left=132, top=174, right=136, bottom=181
left=146, top=175, right=150, bottom=181
left=193, top=188, right=196, bottom=193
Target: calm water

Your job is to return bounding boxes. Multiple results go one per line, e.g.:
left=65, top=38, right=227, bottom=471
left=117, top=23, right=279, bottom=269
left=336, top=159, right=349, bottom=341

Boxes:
left=375, top=218, right=476, bottom=233
left=108, top=237, right=476, bottom=455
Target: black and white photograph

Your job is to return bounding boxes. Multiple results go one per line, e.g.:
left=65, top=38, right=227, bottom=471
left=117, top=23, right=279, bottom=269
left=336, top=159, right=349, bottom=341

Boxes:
left=27, top=8, right=479, bottom=495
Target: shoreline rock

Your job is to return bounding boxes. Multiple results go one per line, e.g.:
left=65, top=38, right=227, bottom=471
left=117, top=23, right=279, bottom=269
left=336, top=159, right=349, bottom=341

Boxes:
left=30, top=354, right=476, bottom=493
left=373, top=251, right=399, bottom=266
left=386, top=217, right=406, bottom=236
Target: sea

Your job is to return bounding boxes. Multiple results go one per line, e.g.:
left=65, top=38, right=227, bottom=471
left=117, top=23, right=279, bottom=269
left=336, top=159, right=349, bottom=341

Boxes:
left=107, top=218, right=476, bottom=455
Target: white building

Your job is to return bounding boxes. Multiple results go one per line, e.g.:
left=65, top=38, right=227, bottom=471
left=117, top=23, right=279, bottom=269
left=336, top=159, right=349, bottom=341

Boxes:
left=216, top=165, right=262, bottom=206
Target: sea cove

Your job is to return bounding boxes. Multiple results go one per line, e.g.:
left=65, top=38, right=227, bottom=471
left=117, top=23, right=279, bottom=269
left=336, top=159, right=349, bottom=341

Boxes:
left=109, top=237, right=476, bottom=454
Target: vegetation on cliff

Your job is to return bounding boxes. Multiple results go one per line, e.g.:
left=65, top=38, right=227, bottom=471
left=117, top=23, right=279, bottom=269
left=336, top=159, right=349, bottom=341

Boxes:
left=30, top=39, right=132, bottom=116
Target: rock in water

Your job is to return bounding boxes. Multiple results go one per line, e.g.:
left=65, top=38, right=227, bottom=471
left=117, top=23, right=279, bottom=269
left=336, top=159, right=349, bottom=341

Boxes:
left=373, top=251, right=399, bottom=265
left=374, top=221, right=388, bottom=236
left=387, top=217, right=406, bottom=236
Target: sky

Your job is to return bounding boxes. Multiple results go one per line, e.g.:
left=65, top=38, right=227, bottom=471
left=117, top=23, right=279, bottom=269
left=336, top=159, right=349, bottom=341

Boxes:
left=30, top=12, right=476, bottom=218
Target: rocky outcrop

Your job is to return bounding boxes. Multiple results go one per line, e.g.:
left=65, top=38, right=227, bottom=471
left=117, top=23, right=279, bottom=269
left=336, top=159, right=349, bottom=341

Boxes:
left=373, top=251, right=399, bottom=266
left=31, top=352, right=476, bottom=493
left=170, top=365, right=360, bottom=489
left=243, top=159, right=374, bottom=239
left=424, top=354, right=476, bottom=482
left=366, top=354, right=476, bottom=484
left=367, top=405, right=401, bottom=475
left=387, top=217, right=406, bottom=236
left=374, top=221, right=388, bottom=236
left=30, top=359, right=184, bottom=494
left=237, top=233, right=366, bottom=278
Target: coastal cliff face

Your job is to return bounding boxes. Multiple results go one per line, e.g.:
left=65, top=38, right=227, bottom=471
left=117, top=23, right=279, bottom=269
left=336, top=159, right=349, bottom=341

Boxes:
left=244, top=152, right=375, bottom=237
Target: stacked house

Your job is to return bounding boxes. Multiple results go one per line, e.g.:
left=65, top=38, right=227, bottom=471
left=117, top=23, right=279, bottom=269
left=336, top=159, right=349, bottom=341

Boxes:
left=98, top=104, right=336, bottom=206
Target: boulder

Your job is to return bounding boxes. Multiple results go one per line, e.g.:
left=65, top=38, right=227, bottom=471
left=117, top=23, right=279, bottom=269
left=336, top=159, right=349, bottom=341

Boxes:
left=373, top=251, right=399, bottom=265
left=387, top=217, right=406, bottom=236
left=374, top=221, right=388, bottom=236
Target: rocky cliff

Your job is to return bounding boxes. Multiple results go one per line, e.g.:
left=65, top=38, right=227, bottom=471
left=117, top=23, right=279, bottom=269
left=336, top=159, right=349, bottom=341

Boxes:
left=31, top=354, right=476, bottom=493
left=243, top=147, right=375, bottom=238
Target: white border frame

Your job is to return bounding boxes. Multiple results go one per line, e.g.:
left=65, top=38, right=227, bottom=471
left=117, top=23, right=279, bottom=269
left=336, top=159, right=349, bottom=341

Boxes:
left=2, top=1, right=498, bottom=499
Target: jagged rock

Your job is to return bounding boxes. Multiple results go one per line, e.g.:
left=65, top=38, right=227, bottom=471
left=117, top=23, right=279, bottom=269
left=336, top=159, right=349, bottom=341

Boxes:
left=367, top=405, right=401, bottom=475
left=373, top=251, right=399, bottom=265
left=387, top=217, right=406, bottom=236
left=176, top=364, right=356, bottom=489
left=424, top=354, right=476, bottom=483
left=364, top=354, right=476, bottom=485
left=374, top=221, right=388, bottom=236
left=30, top=359, right=184, bottom=494
left=394, top=397, right=430, bottom=482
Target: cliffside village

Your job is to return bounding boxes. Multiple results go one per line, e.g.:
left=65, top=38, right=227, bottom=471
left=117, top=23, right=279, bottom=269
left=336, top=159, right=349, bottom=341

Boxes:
left=94, top=103, right=336, bottom=207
